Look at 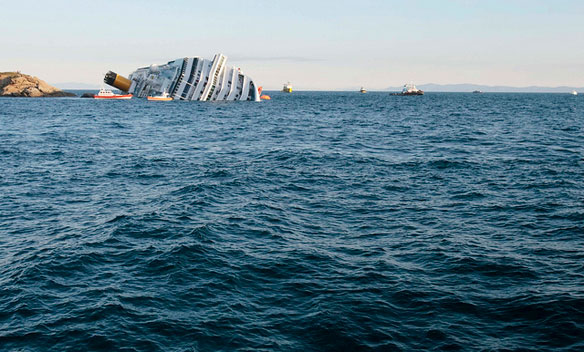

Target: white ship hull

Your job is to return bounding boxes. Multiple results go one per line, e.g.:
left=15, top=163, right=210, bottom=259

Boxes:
left=105, top=54, right=260, bottom=102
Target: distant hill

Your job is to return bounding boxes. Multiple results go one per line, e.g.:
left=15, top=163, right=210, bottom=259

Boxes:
left=1, top=72, right=76, bottom=97
left=385, top=83, right=583, bottom=93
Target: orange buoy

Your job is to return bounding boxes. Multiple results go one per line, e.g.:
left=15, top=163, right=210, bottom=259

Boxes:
left=260, top=95, right=271, bottom=100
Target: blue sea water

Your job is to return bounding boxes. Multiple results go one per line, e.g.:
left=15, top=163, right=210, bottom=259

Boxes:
left=0, top=92, right=583, bottom=351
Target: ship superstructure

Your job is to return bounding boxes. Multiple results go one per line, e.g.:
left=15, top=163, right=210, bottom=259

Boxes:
left=390, top=83, right=424, bottom=96
left=104, top=53, right=260, bottom=101
left=401, top=83, right=424, bottom=95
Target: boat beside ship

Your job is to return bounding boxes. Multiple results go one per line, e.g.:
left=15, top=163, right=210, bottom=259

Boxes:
left=93, top=88, right=132, bottom=99
left=147, top=92, right=172, bottom=101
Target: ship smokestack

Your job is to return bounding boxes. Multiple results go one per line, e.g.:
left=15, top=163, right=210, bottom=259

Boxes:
left=104, top=71, right=131, bottom=92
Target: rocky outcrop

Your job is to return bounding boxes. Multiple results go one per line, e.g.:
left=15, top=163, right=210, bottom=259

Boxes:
left=0, top=72, right=76, bottom=97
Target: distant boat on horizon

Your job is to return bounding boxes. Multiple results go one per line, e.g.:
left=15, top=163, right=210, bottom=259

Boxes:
left=282, top=82, right=293, bottom=93
left=360, top=87, right=367, bottom=93
left=392, top=83, right=424, bottom=96
left=571, top=90, right=578, bottom=96
left=472, top=90, right=483, bottom=94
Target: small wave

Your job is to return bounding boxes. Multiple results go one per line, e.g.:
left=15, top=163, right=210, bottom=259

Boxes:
left=448, top=256, right=538, bottom=279
left=450, top=191, right=486, bottom=200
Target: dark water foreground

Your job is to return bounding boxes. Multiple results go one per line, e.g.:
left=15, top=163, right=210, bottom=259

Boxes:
left=1, top=92, right=583, bottom=351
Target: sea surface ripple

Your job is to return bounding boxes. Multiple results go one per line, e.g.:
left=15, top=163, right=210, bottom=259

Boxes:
left=1, top=92, right=583, bottom=351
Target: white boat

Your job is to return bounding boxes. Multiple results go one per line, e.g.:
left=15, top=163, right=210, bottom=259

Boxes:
left=571, top=90, right=578, bottom=96
left=360, top=87, right=367, bottom=93
left=147, top=92, right=172, bottom=101
left=93, top=88, right=132, bottom=99
left=104, top=53, right=261, bottom=101
left=392, top=83, right=423, bottom=95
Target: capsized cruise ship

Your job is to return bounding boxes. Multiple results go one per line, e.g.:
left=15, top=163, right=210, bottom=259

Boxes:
left=103, top=53, right=261, bottom=101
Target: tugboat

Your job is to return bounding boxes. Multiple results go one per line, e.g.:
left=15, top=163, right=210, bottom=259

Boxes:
left=392, top=83, right=424, bottom=96
left=360, top=87, right=367, bottom=93
left=282, top=82, right=293, bottom=93
left=147, top=92, right=172, bottom=101
left=93, top=87, right=132, bottom=100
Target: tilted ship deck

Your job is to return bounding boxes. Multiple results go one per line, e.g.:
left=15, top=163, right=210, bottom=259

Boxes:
left=104, top=53, right=260, bottom=101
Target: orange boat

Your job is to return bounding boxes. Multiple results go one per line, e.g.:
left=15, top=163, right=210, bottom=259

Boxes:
left=93, top=88, right=132, bottom=99
left=258, top=86, right=270, bottom=100
left=147, top=92, right=173, bottom=101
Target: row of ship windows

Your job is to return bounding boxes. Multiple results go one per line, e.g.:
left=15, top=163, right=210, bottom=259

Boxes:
left=172, top=61, right=254, bottom=101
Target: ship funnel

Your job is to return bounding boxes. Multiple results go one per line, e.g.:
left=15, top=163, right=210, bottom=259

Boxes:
left=104, top=71, right=131, bottom=92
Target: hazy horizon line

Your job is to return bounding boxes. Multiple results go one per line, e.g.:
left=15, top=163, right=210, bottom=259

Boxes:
left=52, top=81, right=584, bottom=92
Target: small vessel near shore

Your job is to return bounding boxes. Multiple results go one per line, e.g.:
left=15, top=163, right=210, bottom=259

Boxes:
left=392, top=83, right=424, bottom=96
left=282, top=82, right=293, bottom=93
left=360, top=87, right=367, bottom=93
left=571, top=90, right=578, bottom=96
left=147, top=92, right=172, bottom=101
left=93, top=88, right=132, bottom=99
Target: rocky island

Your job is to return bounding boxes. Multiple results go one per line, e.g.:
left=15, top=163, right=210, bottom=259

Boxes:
left=0, top=72, right=75, bottom=97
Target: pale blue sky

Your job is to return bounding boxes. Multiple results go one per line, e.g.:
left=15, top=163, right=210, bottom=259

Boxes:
left=2, top=0, right=583, bottom=89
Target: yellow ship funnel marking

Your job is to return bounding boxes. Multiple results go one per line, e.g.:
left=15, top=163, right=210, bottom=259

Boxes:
left=104, top=71, right=131, bottom=92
